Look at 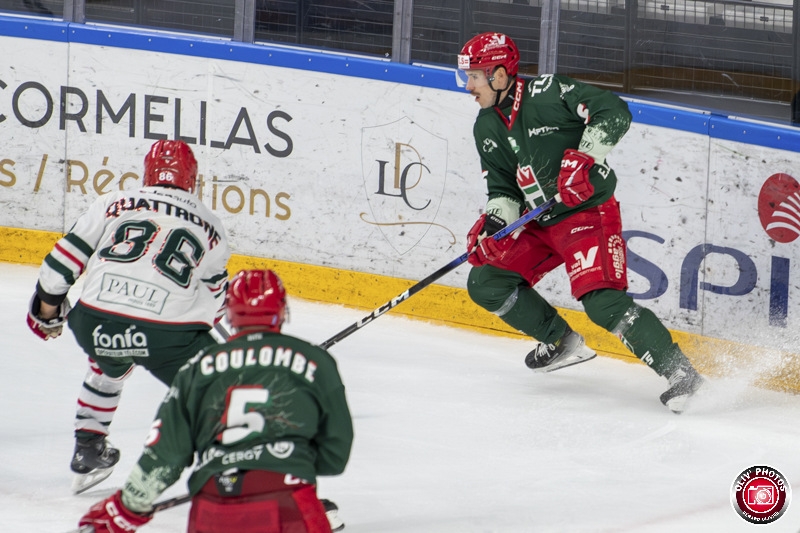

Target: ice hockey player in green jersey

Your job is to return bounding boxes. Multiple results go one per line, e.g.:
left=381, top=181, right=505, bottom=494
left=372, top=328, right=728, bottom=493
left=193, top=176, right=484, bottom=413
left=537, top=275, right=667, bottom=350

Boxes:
left=78, top=269, right=353, bottom=533
left=457, top=32, right=703, bottom=412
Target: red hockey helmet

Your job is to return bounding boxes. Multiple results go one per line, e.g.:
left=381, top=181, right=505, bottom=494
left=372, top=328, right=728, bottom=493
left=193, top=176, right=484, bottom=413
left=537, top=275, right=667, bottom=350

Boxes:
left=143, top=139, right=198, bottom=193
left=226, top=269, right=287, bottom=332
left=457, top=32, right=520, bottom=79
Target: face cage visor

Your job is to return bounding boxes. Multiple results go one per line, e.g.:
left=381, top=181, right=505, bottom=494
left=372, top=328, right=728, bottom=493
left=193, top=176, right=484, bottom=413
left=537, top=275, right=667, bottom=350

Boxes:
left=455, top=67, right=468, bottom=88
left=455, top=67, right=493, bottom=89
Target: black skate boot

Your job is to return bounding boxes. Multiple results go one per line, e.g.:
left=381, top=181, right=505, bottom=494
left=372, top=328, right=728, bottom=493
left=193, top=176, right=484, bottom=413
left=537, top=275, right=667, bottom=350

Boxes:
left=321, top=499, right=345, bottom=532
left=524, top=324, right=597, bottom=373
left=70, top=434, right=120, bottom=494
left=660, top=364, right=704, bottom=414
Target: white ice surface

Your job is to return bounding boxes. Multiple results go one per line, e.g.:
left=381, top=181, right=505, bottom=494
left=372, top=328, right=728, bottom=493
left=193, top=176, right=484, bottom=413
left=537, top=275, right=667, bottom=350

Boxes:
left=2, top=262, right=799, bottom=533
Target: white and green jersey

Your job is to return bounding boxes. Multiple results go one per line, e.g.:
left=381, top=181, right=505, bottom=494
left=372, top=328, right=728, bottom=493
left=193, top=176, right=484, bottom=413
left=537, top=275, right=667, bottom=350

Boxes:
left=38, top=186, right=229, bottom=329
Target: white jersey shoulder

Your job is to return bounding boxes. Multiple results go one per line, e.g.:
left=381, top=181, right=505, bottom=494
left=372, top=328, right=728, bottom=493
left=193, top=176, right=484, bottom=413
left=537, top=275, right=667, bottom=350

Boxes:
left=39, top=186, right=230, bottom=328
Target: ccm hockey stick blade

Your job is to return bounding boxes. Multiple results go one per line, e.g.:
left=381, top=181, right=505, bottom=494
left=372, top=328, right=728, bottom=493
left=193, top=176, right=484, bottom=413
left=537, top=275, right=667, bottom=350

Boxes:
left=319, top=195, right=560, bottom=349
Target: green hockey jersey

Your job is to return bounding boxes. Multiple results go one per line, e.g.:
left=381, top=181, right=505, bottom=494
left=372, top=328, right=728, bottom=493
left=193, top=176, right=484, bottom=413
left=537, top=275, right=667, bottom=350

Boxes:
left=121, top=330, right=353, bottom=513
left=472, top=74, right=632, bottom=225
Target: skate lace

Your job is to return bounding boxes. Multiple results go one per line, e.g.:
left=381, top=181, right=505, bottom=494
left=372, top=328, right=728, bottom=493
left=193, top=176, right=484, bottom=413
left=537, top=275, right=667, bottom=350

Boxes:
left=98, top=446, right=114, bottom=462
left=667, top=368, right=688, bottom=387
left=532, top=342, right=558, bottom=362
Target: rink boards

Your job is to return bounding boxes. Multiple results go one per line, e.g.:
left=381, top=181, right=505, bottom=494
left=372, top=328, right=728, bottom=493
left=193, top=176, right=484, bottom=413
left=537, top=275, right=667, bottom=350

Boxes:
left=1, top=16, right=799, bottom=392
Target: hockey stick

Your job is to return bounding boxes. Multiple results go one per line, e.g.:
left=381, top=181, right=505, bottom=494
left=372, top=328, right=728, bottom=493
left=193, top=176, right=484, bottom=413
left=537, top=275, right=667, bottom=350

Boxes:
left=146, top=493, right=193, bottom=512
left=214, top=195, right=559, bottom=350
left=212, top=320, right=232, bottom=341
left=318, top=194, right=561, bottom=349
left=70, top=494, right=193, bottom=533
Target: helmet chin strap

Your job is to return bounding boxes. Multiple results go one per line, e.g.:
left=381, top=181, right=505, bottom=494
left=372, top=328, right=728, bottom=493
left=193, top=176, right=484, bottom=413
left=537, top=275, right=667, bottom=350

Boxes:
left=488, top=71, right=514, bottom=107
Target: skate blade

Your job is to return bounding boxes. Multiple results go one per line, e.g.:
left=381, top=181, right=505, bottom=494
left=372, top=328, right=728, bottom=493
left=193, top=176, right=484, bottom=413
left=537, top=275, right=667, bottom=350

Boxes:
left=665, top=393, right=693, bottom=414
left=327, top=511, right=345, bottom=532
left=323, top=502, right=344, bottom=532
left=664, top=387, right=702, bottom=414
left=531, top=352, right=597, bottom=374
left=663, top=377, right=705, bottom=414
left=72, top=466, right=114, bottom=494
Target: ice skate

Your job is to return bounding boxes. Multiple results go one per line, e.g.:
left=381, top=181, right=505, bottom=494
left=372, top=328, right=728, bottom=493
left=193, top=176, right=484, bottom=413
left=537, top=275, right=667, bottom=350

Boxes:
left=321, top=499, right=345, bottom=532
left=70, top=434, right=121, bottom=494
left=525, top=325, right=597, bottom=373
left=660, top=365, right=704, bottom=414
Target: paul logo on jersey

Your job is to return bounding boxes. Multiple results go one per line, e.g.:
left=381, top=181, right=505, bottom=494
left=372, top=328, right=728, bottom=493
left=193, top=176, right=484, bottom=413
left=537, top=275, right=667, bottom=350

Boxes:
left=97, top=272, right=169, bottom=314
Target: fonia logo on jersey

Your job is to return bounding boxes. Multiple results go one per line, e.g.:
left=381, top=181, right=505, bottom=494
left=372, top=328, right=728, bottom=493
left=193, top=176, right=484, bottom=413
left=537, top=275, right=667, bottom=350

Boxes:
left=758, top=173, right=800, bottom=243
left=360, top=116, right=454, bottom=254
left=91, top=324, right=149, bottom=358
left=730, top=465, right=791, bottom=524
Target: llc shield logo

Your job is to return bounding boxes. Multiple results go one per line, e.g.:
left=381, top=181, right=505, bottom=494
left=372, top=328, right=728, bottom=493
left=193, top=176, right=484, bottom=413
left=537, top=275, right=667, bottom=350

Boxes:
left=361, top=117, right=448, bottom=255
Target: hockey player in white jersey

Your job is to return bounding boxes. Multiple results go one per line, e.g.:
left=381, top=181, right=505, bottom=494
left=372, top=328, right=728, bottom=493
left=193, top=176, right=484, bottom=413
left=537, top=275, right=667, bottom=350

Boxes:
left=26, top=140, right=231, bottom=494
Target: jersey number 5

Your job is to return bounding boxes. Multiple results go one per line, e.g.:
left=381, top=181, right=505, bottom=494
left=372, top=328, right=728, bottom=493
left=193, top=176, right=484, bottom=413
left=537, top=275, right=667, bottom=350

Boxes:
left=219, top=386, right=270, bottom=445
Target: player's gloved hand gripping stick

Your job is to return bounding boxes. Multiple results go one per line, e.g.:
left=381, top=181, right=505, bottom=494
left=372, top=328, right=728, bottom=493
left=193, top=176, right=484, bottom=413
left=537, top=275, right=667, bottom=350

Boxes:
left=319, top=194, right=561, bottom=349
left=71, top=492, right=189, bottom=533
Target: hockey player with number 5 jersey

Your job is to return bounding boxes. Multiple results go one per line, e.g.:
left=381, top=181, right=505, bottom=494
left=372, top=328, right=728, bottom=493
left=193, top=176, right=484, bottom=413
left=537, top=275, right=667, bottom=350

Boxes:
left=26, top=140, right=231, bottom=494
left=77, top=269, right=353, bottom=533
left=457, top=32, right=704, bottom=412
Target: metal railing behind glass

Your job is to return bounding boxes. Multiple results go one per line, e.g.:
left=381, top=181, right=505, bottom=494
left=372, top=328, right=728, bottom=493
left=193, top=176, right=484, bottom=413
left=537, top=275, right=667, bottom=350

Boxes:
left=0, top=0, right=797, bottom=122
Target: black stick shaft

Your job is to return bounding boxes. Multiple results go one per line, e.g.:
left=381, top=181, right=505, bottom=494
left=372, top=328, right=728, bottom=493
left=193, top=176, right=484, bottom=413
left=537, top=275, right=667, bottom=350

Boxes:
left=319, top=195, right=559, bottom=349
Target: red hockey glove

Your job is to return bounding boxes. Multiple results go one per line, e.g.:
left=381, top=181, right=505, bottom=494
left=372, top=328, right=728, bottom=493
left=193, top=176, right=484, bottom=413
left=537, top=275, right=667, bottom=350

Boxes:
left=557, top=149, right=595, bottom=207
left=466, top=213, right=514, bottom=267
left=27, top=293, right=71, bottom=340
left=79, top=491, right=152, bottom=533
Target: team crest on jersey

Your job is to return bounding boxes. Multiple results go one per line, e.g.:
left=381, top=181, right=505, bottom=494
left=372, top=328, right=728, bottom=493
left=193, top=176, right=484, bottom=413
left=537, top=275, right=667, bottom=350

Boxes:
left=482, top=138, right=498, bottom=153
left=361, top=116, right=451, bottom=254
left=267, top=441, right=295, bottom=459
left=516, top=165, right=547, bottom=208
